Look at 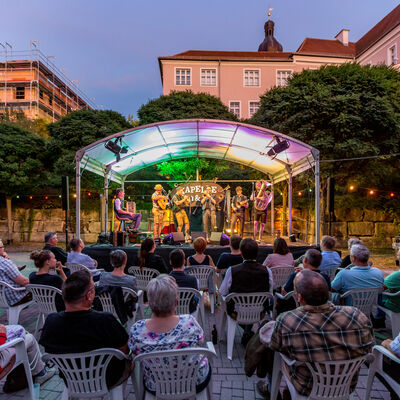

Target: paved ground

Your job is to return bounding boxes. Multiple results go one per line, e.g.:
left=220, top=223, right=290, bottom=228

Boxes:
left=0, top=251, right=397, bottom=399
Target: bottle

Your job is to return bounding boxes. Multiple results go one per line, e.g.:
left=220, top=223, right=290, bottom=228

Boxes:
left=211, top=324, right=218, bottom=345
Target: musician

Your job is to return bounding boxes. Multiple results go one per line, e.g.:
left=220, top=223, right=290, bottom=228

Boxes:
left=230, top=186, right=248, bottom=236
left=250, top=181, right=272, bottom=242
left=114, top=189, right=142, bottom=232
left=152, top=184, right=168, bottom=240
left=172, top=187, right=190, bottom=238
left=201, top=186, right=217, bottom=239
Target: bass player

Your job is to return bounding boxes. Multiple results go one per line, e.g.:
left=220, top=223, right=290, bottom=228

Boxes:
left=250, top=181, right=272, bottom=242
left=230, top=186, right=248, bottom=236
left=152, top=184, right=168, bottom=240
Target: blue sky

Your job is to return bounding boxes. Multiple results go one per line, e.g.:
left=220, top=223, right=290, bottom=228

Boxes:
left=1, top=0, right=398, bottom=118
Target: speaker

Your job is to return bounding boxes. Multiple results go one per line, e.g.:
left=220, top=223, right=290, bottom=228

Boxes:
left=327, top=177, right=335, bottom=213
left=289, top=234, right=296, bottom=243
left=61, top=176, right=69, bottom=211
left=111, top=231, right=125, bottom=246
left=191, top=232, right=207, bottom=241
left=210, top=232, right=223, bottom=245
left=172, top=232, right=185, bottom=245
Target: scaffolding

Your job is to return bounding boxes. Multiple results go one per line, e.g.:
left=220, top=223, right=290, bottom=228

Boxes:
left=0, top=41, right=96, bottom=121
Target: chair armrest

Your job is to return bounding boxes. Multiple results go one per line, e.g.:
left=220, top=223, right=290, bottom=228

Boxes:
left=280, top=353, right=297, bottom=366
left=92, top=268, right=104, bottom=274
left=0, top=338, right=24, bottom=351
left=206, top=341, right=216, bottom=355
left=374, top=345, right=400, bottom=364
left=382, top=290, right=400, bottom=298
left=275, top=292, right=293, bottom=301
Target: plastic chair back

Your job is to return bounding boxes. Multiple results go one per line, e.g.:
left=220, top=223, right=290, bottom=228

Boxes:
left=97, top=287, right=139, bottom=320
left=176, top=288, right=202, bottom=315
left=340, top=287, right=381, bottom=315
left=128, top=266, right=160, bottom=291
left=270, top=266, right=294, bottom=290
left=26, top=284, right=62, bottom=316
left=43, top=348, right=127, bottom=398
left=0, top=281, right=12, bottom=308
left=185, top=265, right=214, bottom=291
left=323, top=267, right=338, bottom=281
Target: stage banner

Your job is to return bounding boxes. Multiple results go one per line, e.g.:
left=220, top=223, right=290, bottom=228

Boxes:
left=172, top=182, right=227, bottom=208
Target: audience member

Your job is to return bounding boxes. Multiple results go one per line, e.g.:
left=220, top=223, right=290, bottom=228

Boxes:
left=263, top=238, right=294, bottom=268
left=39, top=270, right=131, bottom=388
left=382, top=333, right=400, bottom=358
left=187, top=237, right=215, bottom=267
left=137, top=238, right=170, bottom=274
left=99, top=250, right=137, bottom=291
left=43, top=232, right=67, bottom=265
left=0, top=240, right=31, bottom=306
left=331, top=245, right=384, bottom=303
left=216, top=234, right=243, bottom=273
left=0, top=324, right=55, bottom=384
left=319, top=235, right=342, bottom=272
left=29, top=250, right=66, bottom=311
left=66, top=238, right=98, bottom=270
left=129, top=275, right=210, bottom=395
left=340, top=238, right=363, bottom=269
left=257, top=270, right=374, bottom=398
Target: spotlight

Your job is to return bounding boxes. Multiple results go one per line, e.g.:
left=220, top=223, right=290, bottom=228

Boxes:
left=267, top=137, right=290, bottom=158
left=105, top=137, right=128, bottom=162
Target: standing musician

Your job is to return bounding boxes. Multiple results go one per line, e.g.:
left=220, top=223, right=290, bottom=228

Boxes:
left=230, top=186, right=248, bottom=236
left=114, top=189, right=142, bottom=232
left=152, top=184, right=168, bottom=240
left=172, top=187, right=190, bottom=238
left=201, top=186, right=217, bottom=239
left=250, top=181, right=272, bottom=242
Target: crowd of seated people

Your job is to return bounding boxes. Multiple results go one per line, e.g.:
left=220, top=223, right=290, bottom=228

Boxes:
left=2, top=230, right=400, bottom=399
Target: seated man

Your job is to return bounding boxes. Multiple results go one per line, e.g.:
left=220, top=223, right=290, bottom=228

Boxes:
left=43, top=232, right=67, bottom=265
left=114, top=189, right=141, bottom=232
left=0, top=240, right=31, bottom=306
left=331, top=244, right=384, bottom=304
left=216, top=234, right=243, bottom=275
left=169, top=249, right=198, bottom=313
left=319, top=235, right=342, bottom=272
left=258, top=270, right=374, bottom=398
left=39, top=270, right=131, bottom=388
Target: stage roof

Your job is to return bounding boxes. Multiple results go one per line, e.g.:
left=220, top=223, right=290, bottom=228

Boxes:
left=76, top=119, right=319, bottom=184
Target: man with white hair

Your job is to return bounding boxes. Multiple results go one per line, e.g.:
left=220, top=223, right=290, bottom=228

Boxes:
left=340, top=238, right=363, bottom=269
left=331, top=244, right=384, bottom=296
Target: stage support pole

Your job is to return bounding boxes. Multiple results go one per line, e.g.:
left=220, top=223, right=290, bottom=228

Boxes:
left=75, top=159, right=81, bottom=238
left=104, top=173, right=109, bottom=233
left=271, top=182, right=274, bottom=236
left=314, top=152, right=321, bottom=244
left=288, top=173, right=292, bottom=236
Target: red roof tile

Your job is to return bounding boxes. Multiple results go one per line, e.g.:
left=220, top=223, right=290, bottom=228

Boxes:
left=296, top=38, right=355, bottom=58
left=356, top=4, right=400, bottom=57
left=159, top=50, right=293, bottom=61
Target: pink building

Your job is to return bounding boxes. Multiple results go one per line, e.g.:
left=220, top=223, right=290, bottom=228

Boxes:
left=158, top=5, right=400, bottom=120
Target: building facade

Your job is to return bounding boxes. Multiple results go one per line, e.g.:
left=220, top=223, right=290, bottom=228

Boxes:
left=159, top=5, right=400, bottom=120
left=0, top=46, right=95, bottom=121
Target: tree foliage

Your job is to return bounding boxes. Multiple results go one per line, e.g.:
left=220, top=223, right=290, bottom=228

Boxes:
left=251, top=63, right=400, bottom=188
left=0, top=123, right=48, bottom=197
left=0, top=108, right=49, bottom=138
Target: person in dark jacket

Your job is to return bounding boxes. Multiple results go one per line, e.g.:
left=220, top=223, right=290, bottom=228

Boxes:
left=137, top=238, right=170, bottom=274
left=43, top=232, right=67, bottom=265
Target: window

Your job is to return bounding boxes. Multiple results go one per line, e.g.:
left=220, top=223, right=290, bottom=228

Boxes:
left=389, top=45, right=397, bottom=65
left=229, top=101, right=240, bottom=118
left=49, top=96, right=53, bottom=106
left=244, top=70, right=260, bottom=86
left=39, top=90, right=44, bottom=100
left=15, top=87, right=25, bottom=99
left=276, top=70, right=292, bottom=87
left=201, top=69, right=217, bottom=86
left=249, top=101, right=260, bottom=118
left=175, top=68, right=191, bottom=85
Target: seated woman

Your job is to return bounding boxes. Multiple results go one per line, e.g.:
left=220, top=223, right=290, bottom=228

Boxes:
left=187, top=237, right=215, bottom=267
left=263, top=238, right=294, bottom=268
left=67, top=238, right=100, bottom=281
left=129, top=275, right=210, bottom=395
left=99, top=250, right=137, bottom=291
left=29, top=250, right=66, bottom=311
left=137, top=238, right=170, bottom=274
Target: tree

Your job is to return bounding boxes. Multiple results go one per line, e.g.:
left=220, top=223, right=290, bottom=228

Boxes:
left=46, top=109, right=132, bottom=188
left=0, top=123, right=48, bottom=242
left=251, top=63, right=400, bottom=188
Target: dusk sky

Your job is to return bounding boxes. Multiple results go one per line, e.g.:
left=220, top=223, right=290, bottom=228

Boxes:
left=1, top=0, right=398, bottom=118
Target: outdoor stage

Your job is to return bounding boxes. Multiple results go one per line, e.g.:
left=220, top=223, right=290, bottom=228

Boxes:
left=83, top=238, right=315, bottom=271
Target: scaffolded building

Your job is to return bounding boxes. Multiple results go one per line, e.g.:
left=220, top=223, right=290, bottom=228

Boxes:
left=0, top=41, right=96, bottom=121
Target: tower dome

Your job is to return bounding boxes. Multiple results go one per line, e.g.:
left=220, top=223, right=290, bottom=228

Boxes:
left=258, top=20, right=283, bottom=52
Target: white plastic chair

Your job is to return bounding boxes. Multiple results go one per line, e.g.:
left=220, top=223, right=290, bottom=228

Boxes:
left=340, top=287, right=381, bottom=317
left=273, top=291, right=299, bottom=319
left=270, top=351, right=369, bottom=400
left=219, top=292, right=273, bottom=360
left=176, top=287, right=205, bottom=328
left=0, top=281, right=34, bottom=325
left=128, top=267, right=160, bottom=291
left=97, top=287, right=143, bottom=328
left=378, top=290, right=400, bottom=337
left=65, top=262, right=104, bottom=276
left=322, top=266, right=338, bottom=281
left=133, top=342, right=216, bottom=400
left=26, top=284, right=62, bottom=337
left=365, top=345, right=400, bottom=400
left=0, top=338, right=36, bottom=400
left=270, top=266, right=294, bottom=291
left=186, top=265, right=216, bottom=314
left=43, top=348, right=131, bottom=400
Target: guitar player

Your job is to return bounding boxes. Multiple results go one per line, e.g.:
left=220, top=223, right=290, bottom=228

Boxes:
left=230, top=186, right=248, bottom=236
left=152, top=184, right=168, bottom=240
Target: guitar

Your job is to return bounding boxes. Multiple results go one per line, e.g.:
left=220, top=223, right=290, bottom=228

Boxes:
left=232, top=199, right=249, bottom=212
left=157, top=189, right=172, bottom=210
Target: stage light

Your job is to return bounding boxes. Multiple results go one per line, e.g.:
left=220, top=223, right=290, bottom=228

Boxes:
left=369, top=190, right=375, bottom=195
left=104, top=137, right=128, bottom=162
left=349, top=185, right=354, bottom=191
left=266, top=137, right=290, bottom=158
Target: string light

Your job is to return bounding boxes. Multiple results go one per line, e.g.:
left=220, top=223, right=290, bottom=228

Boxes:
left=29, top=196, right=32, bottom=200
left=349, top=185, right=354, bottom=191
left=298, top=191, right=302, bottom=196
left=369, top=190, right=375, bottom=195
left=88, top=192, right=91, bottom=196
left=45, top=196, right=48, bottom=200
left=390, top=193, right=395, bottom=197
left=73, top=194, right=77, bottom=198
